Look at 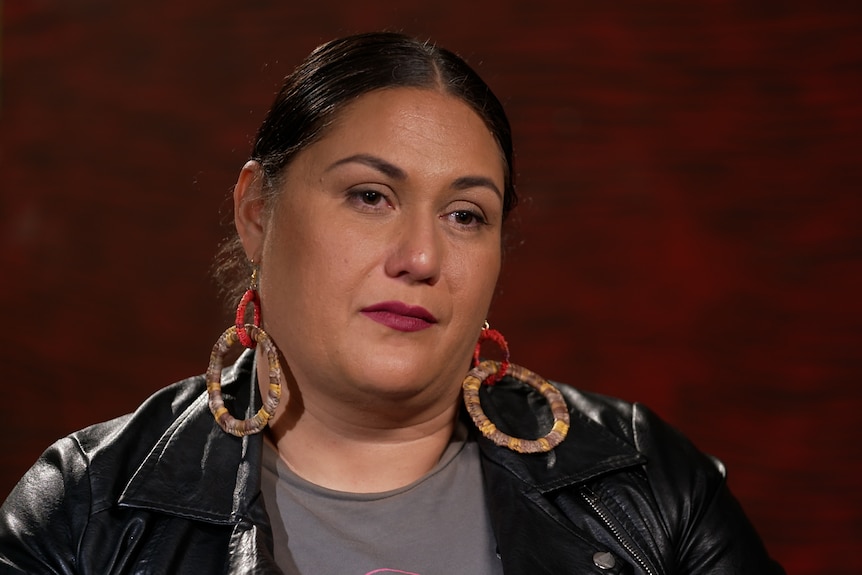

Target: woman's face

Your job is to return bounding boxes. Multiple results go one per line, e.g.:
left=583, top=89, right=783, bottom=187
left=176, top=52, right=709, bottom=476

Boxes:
left=237, top=87, right=505, bottom=411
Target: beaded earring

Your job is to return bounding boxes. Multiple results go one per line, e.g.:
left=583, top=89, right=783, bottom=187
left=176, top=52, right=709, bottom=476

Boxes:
left=206, top=263, right=283, bottom=437
left=235, top=265, right=261, bottom=348
left=463, top=323, right=570, bottom=454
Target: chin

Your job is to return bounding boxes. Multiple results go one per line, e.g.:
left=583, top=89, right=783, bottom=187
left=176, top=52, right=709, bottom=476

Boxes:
left=349, top=362, right=457, bottom=401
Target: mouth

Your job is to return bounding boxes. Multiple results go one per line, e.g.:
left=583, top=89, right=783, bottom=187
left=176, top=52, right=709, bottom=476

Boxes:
left=360, top=301, right=438, bottom=333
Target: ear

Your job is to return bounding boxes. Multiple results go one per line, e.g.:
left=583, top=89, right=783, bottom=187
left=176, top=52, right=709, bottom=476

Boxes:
left=234, top=160, right=268, bottom=261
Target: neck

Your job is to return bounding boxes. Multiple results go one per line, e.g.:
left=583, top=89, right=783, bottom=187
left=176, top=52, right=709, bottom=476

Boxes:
left=259, top=357, right=463, bottom=493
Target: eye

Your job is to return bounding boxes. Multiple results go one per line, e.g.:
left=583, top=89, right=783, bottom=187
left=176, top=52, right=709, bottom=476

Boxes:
left=356, top=190, right=384, bottom=205
left=446, top=209, right=488, bottom=229
left=346, top=189, right=393, bottom=212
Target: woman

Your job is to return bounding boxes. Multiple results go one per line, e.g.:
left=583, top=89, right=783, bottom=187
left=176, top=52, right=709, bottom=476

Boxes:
left=0, top=32, right=783, bottom=574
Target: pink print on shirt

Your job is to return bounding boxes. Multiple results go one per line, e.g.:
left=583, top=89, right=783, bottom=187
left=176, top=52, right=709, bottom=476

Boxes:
left=365, top=570, right=421, bottom=575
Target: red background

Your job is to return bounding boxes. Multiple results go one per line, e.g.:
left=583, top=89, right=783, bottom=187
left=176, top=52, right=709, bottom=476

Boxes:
left=2, top=2, right=860, bottom=572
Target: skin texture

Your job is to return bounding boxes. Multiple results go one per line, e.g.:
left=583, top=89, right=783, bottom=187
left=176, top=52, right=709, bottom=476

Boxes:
left=234, top=88, right=505, bottom=492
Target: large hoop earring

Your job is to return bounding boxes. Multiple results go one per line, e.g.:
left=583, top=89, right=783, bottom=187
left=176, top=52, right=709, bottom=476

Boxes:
left=207, top=264, right=282, bottom=437
left=207, top=324, right=283, bottom=437
left=464, top=328, right=570, bottom=453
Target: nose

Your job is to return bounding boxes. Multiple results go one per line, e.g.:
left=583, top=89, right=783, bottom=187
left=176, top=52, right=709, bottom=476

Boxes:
left=383, top=213, right=442, bottom=285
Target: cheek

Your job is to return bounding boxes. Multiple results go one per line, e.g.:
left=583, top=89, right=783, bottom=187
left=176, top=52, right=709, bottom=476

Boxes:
left=259, top=211, right=318, bottom=310
left=450, top=245, right=501, bottom=310
left=262, top=213, right=377, bottom=308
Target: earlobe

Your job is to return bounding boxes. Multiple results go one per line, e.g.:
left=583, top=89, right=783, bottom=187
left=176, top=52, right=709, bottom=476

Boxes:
left=234, top=160, right=267, bottom=261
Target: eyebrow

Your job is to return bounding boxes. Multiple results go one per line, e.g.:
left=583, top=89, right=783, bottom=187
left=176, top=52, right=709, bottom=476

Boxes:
left=326, top=154, right=406, bottom=180
left=326, top=153, right=503, bottom=199
left=451, top=176, right=503, bottom=200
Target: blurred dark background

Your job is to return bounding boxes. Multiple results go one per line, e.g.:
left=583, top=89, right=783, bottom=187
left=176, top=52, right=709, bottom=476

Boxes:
left=1, top=2, right=860, bottom=572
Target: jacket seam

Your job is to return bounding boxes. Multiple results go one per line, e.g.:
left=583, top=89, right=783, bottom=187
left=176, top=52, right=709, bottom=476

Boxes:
left=673, top=462, right=728, bottom=568
left=70, top=435, right=93, bottom=574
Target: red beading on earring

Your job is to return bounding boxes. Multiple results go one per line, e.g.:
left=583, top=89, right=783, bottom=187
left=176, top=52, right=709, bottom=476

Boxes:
left=235, top=289, right=261, bottom=348
left=235, top=265, right=261, bottom=349
left=473, top=324, right=510, bottom=385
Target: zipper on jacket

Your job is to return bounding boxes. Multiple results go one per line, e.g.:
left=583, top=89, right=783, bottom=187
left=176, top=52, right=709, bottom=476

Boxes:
left=581, top=489, right=657, bottom=575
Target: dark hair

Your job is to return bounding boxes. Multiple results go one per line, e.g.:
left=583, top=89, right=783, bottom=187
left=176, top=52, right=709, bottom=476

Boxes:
left=214, top=32, right=517, bottom=305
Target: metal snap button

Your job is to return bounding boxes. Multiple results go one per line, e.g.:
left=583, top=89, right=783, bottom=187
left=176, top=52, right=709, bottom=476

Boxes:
left=593, top=551, right=616, bottom=570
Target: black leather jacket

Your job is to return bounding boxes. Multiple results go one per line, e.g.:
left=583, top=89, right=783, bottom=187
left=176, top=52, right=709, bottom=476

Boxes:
left=0, top=352, right=783, bottom=574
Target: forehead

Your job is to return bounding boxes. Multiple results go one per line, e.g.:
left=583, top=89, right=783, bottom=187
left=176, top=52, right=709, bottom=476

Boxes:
left=299, top=87, right=505, bottom=177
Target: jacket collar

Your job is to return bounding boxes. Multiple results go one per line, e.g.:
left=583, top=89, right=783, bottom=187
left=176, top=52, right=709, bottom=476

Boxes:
left=118, top=350, right=263, bottom=525
left=475, top=377, right=645, bottom=491
left=117, top=355, right=644, bottom=521
left=476, top=377, right=646, bottom=575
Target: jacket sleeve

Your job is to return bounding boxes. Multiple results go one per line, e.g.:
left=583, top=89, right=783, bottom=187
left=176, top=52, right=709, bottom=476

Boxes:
left=0, top=437, right=91, bottom=574
left=633, top=404, right=785, bottom=574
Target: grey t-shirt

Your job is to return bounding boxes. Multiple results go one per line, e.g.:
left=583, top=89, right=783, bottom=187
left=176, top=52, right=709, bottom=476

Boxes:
left=260, top=424, right=504, bottom=575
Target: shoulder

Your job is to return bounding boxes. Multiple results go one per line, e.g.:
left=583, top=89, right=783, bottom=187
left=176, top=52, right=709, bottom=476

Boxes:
left=552, top=382, right=784, bottom=572
left=554, top=381, right=743, bottom=549
left=7, top=374, right=209, bottom=506
left=72, top=374, right=208, bottom=458
left=555, top=380, right=726, bottom=481
left=481, top=373, right=728, bottom=500
left=0, top=374, right=209, bottom=570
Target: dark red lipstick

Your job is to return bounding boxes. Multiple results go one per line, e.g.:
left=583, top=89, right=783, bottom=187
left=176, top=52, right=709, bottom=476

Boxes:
left=361, top=301, right=438, bottom=332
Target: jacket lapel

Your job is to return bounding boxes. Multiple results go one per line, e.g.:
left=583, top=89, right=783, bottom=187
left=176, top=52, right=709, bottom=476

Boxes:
left=482, top=454, right=625, bottom=574
left=118, top=351, right=262, bottom=524
left=477, top=378, right=646, bottom=574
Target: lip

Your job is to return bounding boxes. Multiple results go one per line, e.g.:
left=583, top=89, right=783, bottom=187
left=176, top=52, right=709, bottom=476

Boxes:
left=360, top=301, right=438, bottom=332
